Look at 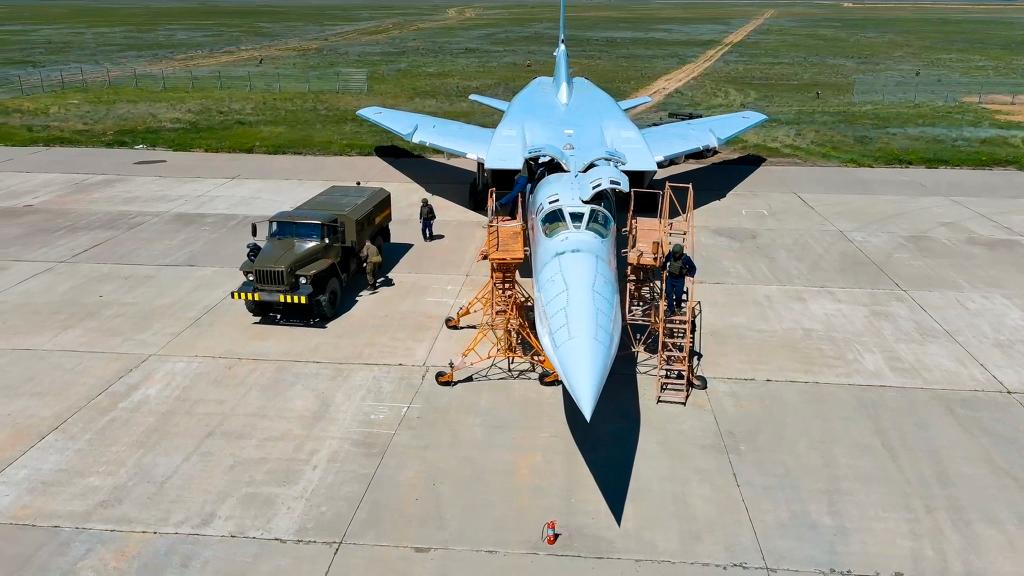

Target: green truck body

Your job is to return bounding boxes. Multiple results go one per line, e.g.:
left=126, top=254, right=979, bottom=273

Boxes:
left=232, top=185, right=392, bottom=319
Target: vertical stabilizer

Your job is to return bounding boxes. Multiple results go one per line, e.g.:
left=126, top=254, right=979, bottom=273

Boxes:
left=553, top=0, right=572, bottom=105
left=559, top=0, right=566, bottom=42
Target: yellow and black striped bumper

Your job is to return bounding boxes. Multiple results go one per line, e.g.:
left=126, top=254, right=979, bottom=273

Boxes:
left=275, top=294, right=308, bottom=304
left=231, top=291, right=262, bottom=301
left=231, top=291, right=309, bottom=304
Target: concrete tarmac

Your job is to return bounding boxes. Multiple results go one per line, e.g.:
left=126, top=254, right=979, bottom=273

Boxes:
left=0, top=147, right=1022, bottom=575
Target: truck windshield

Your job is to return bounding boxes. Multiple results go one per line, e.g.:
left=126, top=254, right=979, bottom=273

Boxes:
left=269, top=221, right=321, bottom=241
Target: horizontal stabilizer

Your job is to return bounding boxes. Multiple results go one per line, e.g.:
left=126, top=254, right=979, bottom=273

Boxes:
left=357, top=106, right=494, bottom=162
left=468, top=94, right=509, bottom=112
left=617, top=96, right=652, bottom=111
left=640, top=111, right=767, bottom=163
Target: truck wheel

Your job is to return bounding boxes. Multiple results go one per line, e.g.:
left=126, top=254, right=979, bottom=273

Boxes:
left=317, top=277, right=341, bottom=319
left=244, top=300, right=270, bottom=317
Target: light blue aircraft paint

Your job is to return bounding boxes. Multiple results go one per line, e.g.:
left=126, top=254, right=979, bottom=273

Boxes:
left=358, top=0, right=766, bottom=421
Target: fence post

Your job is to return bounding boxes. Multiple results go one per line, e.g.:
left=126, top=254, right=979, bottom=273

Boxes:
left=160, top=69, right=166, bottom=91
left=218, top=70, right=222, bottom=90
left=306, top=72, right=310, bottom=93
left=18, top=74, right=24, bottom=96
left=39, top=70, right=45, bottom=93
left=59, top=69, right=65, bottom=90
left=336, top=72, right=340, bottom=93
left=913, top=81, right=918, bottom=103
left=277, top=72, right=281, bottom=93
left=105, top=67, right=111, bottom=88
left=133, top=67, right=138, bottom=88
left=977, top=83, right=983, bottom=104
left=188, top=69, right=194, bottom=91
left=1011, top=93, right=1016, bottom=105
left=247, top=71, right=252, bottom=92
left=944, top=91, right=949, bottom=104
left=80, top=66, right=86, bottom=88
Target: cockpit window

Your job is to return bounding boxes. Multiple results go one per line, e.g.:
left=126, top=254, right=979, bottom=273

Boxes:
left=540, top=209, right=569, bottom=237
left=585, top=208, right=614, bottom=238
left=567, top=210, right=586, bottom=229
left=584, top=191, right=615, bottom=214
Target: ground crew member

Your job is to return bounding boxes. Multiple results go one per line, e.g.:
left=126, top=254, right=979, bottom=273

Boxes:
left=662, top=243, right=696, bottom=317
left=420, top=198, right=437, bottom=241
left=496, top=171, right=529, bottom=216
left=360, top=239, right=382, bottom=290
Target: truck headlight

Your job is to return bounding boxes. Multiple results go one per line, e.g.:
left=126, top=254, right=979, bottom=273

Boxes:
left=299, top=276, right=308, bottom=285
left=246, top=273, right=255, bottom=281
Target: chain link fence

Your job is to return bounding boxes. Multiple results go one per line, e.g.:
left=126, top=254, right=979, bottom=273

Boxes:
left=854, top=75, right=1023, bottom=105
left=0, top=66, right=368, bottom=99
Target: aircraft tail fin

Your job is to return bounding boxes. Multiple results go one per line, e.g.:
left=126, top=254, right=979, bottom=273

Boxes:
left=553, top=0, right=572, bottom=105
left=559, top=0, right=566, bottom=42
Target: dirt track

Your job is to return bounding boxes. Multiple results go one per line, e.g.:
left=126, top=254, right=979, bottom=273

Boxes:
left=149, top=6, right=481, bottom=71
left=628, top=10, right=774, bottom=115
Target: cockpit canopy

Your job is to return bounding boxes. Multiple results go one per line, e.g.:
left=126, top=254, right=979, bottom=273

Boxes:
left=540, top=205, right=614, bottom=239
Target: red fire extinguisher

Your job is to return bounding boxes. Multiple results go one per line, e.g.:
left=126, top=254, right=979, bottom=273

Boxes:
left=543, top=520, right=558, bottom=545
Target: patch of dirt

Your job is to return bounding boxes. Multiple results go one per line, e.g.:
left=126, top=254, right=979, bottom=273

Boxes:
left=984, top=104, right=1024, bottom=123
left=628, top=10, right=774, bottom=115
left=959, top=94, right=1024, bottom=123
left=146, top=5, right=481, bottom=71
left=841, top=2, right=1024, bottom=8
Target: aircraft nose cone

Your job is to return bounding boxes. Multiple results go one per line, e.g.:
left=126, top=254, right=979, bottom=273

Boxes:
left=535, top=250, right=620, bottom=422
left=553, top=338, right=611, bottom=421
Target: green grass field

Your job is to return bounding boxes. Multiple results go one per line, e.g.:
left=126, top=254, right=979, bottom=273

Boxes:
left=0, top=1, right=1022, bottom=168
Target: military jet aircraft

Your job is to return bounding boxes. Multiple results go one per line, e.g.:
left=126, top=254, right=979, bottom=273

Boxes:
left=358, top=0, right=766, bottom=420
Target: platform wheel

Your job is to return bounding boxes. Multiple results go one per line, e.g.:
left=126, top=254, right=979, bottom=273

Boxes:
left=435, top=370, right=455, bottom=386
left=444, top=316, right=459, bottom=330
left=538, top=370, right=561, bottom=387
left=692, top=374, right=708, bottom=391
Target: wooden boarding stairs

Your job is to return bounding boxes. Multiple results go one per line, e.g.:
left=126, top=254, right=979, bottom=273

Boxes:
left=434, top=189, right=558, bottom=386
left=622, top=183, right=704, bottom=404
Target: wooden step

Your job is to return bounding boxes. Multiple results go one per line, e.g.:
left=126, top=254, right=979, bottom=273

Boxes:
left=657, top=392, right=690, bottom=402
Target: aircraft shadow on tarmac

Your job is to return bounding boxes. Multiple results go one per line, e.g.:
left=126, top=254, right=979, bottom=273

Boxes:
left=255, top=241, right=413, bottom=328
left=374, top=145, right=477, bottom=209
left=563, top=347, right=640, bottom=527
left=651, top=153, right=767, bottom=216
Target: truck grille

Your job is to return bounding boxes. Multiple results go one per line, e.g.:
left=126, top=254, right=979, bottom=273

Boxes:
left=254, top=268, right=286, bottom=288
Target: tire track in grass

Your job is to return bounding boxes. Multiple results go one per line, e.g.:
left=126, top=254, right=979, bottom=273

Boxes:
left=628, top=9, right=774, bottom=116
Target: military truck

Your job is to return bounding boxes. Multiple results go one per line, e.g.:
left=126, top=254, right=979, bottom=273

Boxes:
left=231, top=185, right=391, bottom=319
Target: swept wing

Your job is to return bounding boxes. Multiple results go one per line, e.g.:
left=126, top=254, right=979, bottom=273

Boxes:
left=356, top=106, right=494, bottom=161
left=641, top=110, right=767, bottom=164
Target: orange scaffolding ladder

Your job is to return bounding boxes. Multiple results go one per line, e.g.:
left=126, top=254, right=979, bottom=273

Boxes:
left=622, top=183, right=704, bottom=403
left=434, top=189, right=558, bottom=386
